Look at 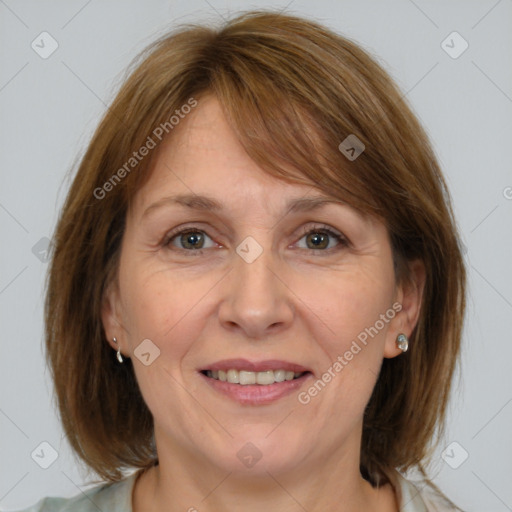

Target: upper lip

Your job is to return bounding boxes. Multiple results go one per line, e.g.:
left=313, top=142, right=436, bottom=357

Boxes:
left=201, top=358, right=312, bottom=374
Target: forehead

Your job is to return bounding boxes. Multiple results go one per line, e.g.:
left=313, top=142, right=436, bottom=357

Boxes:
left=132, top=95, right=333, bottom=215
left=124, top=95, right=384, bottom=248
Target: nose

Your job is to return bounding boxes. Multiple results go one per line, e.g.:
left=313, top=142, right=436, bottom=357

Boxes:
left=217, top=246, right=295, bottom=339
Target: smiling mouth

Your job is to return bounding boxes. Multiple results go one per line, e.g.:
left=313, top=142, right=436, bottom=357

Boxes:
left=201, top=369, right=310, bottom=385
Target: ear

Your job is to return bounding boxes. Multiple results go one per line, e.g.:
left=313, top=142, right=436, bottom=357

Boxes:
left=101, top=279, right=124, bottom=353
left=384, top=259, right=426, bottom=358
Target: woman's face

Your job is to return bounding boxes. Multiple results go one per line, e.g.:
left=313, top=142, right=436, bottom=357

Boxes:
left=103, top=95, right=421, bottom=476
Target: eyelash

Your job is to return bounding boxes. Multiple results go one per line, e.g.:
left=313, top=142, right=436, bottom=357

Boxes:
left=162, top=224, right=349, bottom=257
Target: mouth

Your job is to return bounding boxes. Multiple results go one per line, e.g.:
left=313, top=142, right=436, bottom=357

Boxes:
left=198, top=359, right=313, bottom=405
left=201, top=369, right=308, bottom=385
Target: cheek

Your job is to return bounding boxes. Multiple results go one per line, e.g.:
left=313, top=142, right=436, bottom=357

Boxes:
left=299, top=267, right=394, bottom=351
left=118, top=261, right=217, bottom=360
left=121, top=269, right=214, bottom=419
left=294, top=266, right=394, bottom=413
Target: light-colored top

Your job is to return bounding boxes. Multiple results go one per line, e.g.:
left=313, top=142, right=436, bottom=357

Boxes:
left=12, top=471, right=460, bottom=511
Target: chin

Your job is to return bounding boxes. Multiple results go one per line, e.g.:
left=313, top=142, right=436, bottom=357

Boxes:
left=210, top=429, right=309, bottom=476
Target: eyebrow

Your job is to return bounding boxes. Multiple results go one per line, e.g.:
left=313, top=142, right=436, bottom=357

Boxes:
left=142, top=193, right=346, bottom=218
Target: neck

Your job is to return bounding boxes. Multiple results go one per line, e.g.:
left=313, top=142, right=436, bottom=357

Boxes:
left=133, top=434, right=398, bottom=512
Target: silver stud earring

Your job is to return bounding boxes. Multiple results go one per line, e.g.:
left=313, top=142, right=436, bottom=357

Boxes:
left=396, top=333, right=409, bottom=353
left=113, top=337, right=123, bottom=363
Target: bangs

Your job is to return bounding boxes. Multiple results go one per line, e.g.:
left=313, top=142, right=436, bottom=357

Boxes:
left=209, top=43, right=383, bottom=217
left=123, top=15, right=394, bottom=218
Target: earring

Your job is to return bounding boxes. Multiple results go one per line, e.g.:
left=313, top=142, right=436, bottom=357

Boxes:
left=113, top=337, right=123, bottom=363
left=396, top=333, right=409, bottom=353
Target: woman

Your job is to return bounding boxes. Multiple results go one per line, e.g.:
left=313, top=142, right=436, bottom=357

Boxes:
left=21, top=10, right=465, bottom=512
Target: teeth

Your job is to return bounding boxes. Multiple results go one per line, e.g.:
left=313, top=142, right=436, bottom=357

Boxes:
left=205, top=369, right=305, bottom=385
left=256, top=370, right=274, bottom=385
left=227, top=369, right=239, bottom=383
left=239, top=371, right=256, bottom=385
left=274, top=369, right=286, bottom=382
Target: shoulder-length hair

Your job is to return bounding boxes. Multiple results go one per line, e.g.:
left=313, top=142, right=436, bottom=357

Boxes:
left=45, top=10, right=466, bottom=483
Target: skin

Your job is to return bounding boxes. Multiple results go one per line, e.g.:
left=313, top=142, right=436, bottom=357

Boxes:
left=102, top=95, right=425, bottom=512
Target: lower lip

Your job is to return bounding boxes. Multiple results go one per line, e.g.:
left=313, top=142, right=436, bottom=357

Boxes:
left=199, top=372, right=313, bottom=405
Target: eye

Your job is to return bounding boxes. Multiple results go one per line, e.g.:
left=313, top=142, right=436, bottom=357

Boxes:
left=164, top=228, right=216, bottom=251
left=295, top=225, right=348, bottom=252
left=162, top=224, right=348, bottom=255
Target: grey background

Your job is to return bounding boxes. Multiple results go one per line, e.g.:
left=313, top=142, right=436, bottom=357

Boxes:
left=1, top=0, right=511, bottom=510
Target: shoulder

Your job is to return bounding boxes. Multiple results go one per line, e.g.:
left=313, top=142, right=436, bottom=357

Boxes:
left=395, top=473, right=463, bottom=512
left=10, top=472, right=138, bottom=512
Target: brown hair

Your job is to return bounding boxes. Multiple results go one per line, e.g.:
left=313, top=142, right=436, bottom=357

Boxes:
left=45, top=10, right=466, bottom=484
